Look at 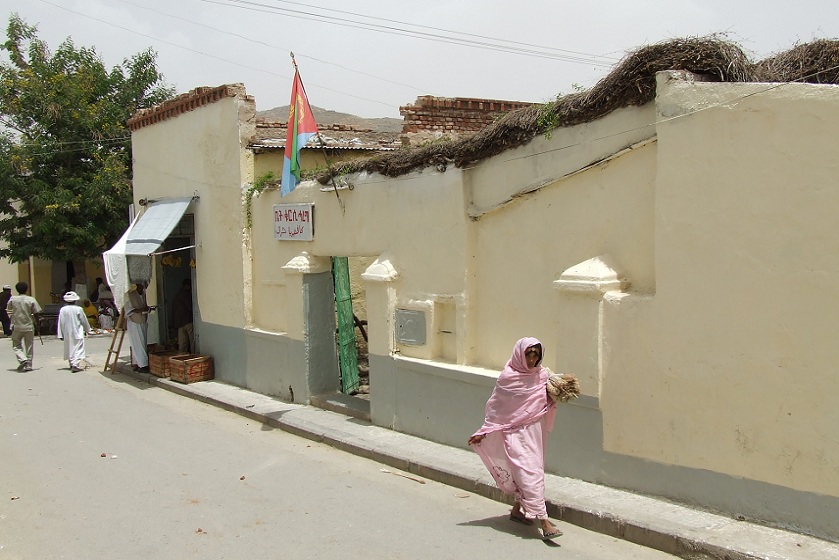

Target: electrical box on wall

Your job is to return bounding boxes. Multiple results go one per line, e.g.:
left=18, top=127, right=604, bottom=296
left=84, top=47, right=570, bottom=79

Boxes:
left=395, top=309, right=426, bottom=345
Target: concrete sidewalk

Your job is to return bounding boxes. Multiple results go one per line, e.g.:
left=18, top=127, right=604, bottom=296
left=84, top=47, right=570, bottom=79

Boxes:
left=110, top=361, right=837, bottom=560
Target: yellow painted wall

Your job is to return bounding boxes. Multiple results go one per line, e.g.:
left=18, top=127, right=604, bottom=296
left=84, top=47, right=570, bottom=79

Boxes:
left=470, top=142, right=656, bottom=370
left=0, top=250, right=52, bottom=306
left=249, top=105, right=656, bottom=367
left=601, top=74, right=839, bottom=497
left=130, top=92, right=255, bottom=329
left=0, top=259, right=20, bottom=291
left=29, top=258, right=53, bottom=304
left=249, top=166, right=468, bottom=346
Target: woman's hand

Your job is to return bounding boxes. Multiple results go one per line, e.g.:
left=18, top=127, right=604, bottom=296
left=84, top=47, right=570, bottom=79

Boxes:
left=468, top=434, right=486, bottom=445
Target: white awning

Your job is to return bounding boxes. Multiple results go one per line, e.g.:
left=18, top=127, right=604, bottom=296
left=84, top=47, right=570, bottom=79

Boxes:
left=124, top=198, right=192, bottom=256
left=103, top=197, right=193, bottom=307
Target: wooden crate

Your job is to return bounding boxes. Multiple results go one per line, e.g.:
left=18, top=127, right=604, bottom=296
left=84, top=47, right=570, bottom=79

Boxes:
left=169, top=354, right=214, bottom=384
left=148, top=350, right=182, bottom=378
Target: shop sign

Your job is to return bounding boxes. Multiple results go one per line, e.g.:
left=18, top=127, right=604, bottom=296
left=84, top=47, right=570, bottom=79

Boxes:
left=274, top=203, right=314, bottom=241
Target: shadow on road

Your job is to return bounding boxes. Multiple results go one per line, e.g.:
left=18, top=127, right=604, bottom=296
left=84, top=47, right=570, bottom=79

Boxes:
left=95, top=364, right=157, bottom=390
left=457, top=515, right=562, bottom=547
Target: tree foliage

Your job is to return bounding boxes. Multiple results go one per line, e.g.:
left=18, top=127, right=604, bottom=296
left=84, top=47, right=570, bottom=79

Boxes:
left=0, top=14, right=175, bottom=263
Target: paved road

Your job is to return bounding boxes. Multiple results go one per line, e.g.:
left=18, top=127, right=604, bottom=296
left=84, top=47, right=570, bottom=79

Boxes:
left=0, top=333, right=678, bottom=559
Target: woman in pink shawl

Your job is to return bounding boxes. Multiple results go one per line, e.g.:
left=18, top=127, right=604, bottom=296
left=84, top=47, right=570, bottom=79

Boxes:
left=468, top=337, right=562, bottom=539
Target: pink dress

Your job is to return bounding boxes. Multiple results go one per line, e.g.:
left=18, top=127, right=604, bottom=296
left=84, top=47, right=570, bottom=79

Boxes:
left=470, top=337, right=557, bottom=519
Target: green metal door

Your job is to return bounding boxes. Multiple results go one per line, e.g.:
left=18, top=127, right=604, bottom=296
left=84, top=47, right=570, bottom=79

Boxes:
left=333, top=256, right=359, bottom=394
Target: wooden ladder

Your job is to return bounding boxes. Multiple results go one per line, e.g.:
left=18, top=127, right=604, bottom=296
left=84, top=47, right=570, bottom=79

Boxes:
left=103, top=311, right=127, bottom=375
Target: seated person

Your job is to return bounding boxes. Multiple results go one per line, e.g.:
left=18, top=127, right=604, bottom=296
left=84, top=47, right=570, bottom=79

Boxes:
left=98, top=302, right=116, bottom=330
left=81, top=299, right=100, bottom=329
left=98, top=284, right=119, bottom=318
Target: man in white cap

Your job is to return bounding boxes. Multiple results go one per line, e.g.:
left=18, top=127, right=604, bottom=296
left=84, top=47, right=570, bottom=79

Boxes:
left=124, top=282, right=153, bottom=373
left=57, top=291, right=90, bottom=372
left=7, top=282, right=41, bottom=371
left=0, top=284, right=12, bottom=336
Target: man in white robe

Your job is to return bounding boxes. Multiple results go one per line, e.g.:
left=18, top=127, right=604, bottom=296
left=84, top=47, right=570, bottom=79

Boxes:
left=57, top=291, right=90, bottom=372
left=124, top=282, right=152, bottom=373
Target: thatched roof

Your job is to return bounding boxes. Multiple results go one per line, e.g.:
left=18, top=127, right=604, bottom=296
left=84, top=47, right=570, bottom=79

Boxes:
left=317, top=37, right=839, bottom=184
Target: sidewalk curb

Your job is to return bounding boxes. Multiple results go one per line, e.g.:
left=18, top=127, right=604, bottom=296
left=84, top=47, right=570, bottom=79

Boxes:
left=113, top=364, right=839, bottom=560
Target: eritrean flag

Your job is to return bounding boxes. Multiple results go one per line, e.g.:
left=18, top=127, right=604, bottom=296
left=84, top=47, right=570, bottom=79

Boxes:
left=281, top=69, right=318, bottom=197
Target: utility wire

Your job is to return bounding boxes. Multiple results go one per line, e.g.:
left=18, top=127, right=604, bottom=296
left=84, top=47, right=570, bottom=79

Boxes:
left=22, top=142, right=131, bottom=157
left=262, top=0, right=621, bottom=62
left=28, top=136, right=131, bottom=147
left=203, top=0, right=616, bottom=65
left=112, top=0, right=426, bottom=94
left=34, top=0, right=620, bottom=117
left=35, top=0, right=403, bottom=110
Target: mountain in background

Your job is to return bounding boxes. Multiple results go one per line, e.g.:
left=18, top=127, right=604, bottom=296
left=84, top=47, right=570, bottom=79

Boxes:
left=257, top=105, right=403, bottom=133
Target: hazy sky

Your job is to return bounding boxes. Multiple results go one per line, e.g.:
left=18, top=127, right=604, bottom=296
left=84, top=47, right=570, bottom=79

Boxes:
left=2, top=0, right=838, bottom=118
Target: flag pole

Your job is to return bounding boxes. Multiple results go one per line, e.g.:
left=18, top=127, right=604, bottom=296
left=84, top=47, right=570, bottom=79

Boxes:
left=290, top=53, right=345, bottom=214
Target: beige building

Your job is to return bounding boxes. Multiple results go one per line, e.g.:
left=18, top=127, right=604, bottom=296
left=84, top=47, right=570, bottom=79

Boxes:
left=0, top=254, right=107, bottom=332
left=123, top=62, right=839, bottom=542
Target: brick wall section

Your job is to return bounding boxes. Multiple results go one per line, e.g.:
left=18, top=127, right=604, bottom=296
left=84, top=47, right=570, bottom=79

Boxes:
left=399, top=95, right=535, bottom=145
left=127, top=84, right=252, bottom=131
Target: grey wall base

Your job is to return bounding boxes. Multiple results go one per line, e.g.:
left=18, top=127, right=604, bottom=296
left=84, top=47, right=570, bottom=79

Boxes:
left=595, top=452, right=839, bottom=542
left=198, top=273, right=337, bottom=405
left=199, top=323, right=301, bottom=402
left=369, top=353, right=495, bottom=448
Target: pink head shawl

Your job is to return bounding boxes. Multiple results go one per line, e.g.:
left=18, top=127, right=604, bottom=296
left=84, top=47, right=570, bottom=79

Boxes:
left=472, top=337, right=554, bottom=436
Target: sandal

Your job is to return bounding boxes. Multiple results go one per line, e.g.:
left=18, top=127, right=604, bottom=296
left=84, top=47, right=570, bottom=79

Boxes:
left=540, top=527, right=563, bottom=540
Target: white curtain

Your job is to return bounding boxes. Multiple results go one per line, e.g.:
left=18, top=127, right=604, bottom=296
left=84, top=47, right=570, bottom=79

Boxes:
left=103, top=212, right=140, bottom=312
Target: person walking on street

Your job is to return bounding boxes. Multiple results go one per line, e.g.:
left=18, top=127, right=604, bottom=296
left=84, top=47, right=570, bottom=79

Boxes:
left=6, top=282, right=42, bottom=371
left=57, top=291, right=91, bottom=372
left=0, top=284, right=13, bottom=336
left=468, top=337, right=563, bottom=540
left=124, top=282, right=152, bottom=373
left=171, top=278, right=194, bottom=354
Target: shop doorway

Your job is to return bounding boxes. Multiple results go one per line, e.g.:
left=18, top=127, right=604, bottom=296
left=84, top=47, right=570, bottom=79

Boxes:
left=154, top=215, right=195, bottom=350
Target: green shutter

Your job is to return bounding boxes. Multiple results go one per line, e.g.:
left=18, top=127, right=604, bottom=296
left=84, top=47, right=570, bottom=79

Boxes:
left=333, top=257, right=359, bottom=394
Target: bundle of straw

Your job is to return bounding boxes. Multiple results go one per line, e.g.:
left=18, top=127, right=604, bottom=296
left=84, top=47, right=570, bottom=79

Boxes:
left=546, top=371, right=580, bottom=403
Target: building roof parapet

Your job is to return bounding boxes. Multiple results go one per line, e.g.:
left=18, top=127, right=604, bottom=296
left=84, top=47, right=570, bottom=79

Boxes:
left=128, top=84, right=252, bottom=131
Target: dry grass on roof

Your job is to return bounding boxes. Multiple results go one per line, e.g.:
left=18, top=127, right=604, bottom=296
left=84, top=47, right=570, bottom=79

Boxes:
left=317, top=36, right=839, bottom=184
left=752, top=39, right=839, bottom=83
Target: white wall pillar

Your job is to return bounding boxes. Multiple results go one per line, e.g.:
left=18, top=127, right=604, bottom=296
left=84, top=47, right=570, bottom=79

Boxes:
left=361, top=253, right=398, bottom=357
left=553, top=255, right=628, bottom=400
